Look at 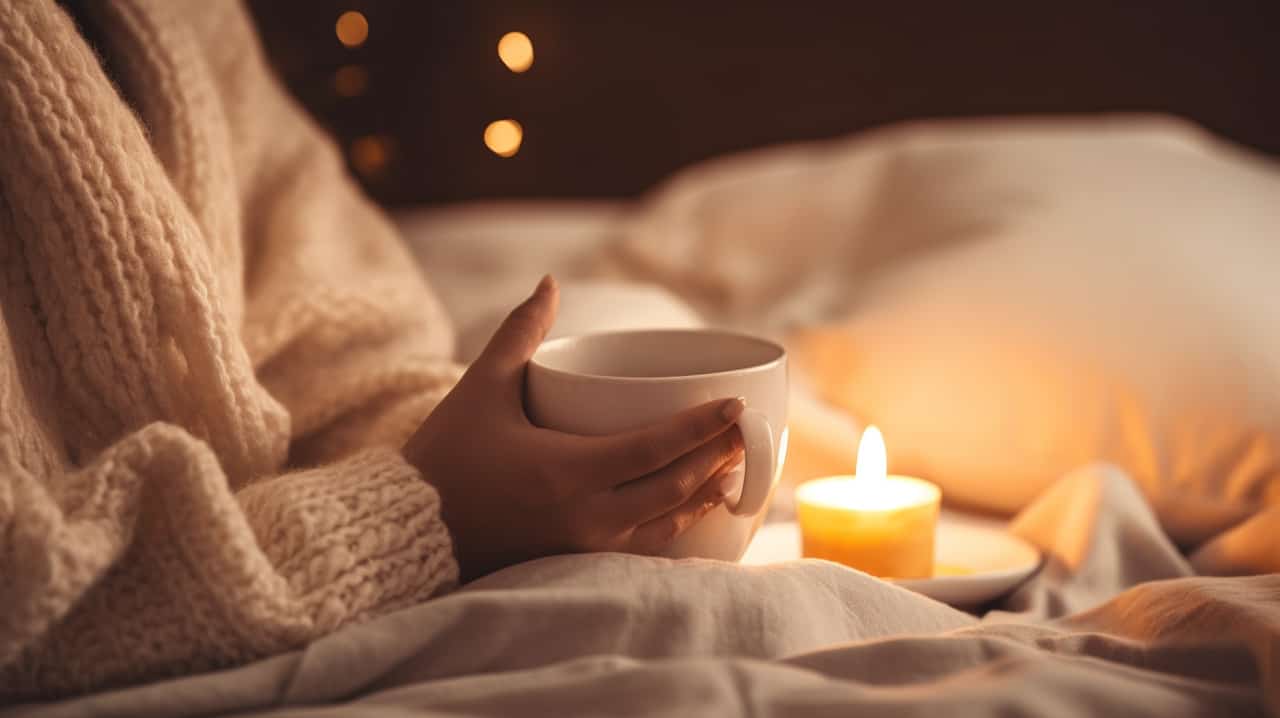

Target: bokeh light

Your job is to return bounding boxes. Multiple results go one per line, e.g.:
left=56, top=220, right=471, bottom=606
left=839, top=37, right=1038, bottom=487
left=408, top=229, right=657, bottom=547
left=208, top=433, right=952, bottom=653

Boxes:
left=350, top=134, right=391, bottom=176
left=484, top=120, right=523, bottom=158
left=333, top=65, right=368, bottom=97
left=335, top=11, right=369, bottom=48
left=498, top=31, right=534, bottom=72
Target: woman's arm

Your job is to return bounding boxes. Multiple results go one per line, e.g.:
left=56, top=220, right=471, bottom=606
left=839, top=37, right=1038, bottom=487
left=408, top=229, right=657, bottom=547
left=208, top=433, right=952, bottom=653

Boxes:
left=0, top=0, right=460, bottom=698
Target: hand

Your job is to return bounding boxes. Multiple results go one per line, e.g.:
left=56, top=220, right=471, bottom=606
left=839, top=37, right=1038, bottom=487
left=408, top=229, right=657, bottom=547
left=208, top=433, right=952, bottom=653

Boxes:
left=404, top=276, right=745, bottom=580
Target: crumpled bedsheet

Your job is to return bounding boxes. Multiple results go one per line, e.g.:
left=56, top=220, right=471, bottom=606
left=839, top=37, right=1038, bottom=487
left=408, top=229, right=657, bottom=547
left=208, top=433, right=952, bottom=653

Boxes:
left=9, top=464, right=1275, bottom=717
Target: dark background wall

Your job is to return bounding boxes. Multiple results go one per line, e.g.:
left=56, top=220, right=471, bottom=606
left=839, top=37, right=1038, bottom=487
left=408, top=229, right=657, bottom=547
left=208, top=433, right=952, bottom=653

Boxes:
left=246, top=1, right=1280, bottom=208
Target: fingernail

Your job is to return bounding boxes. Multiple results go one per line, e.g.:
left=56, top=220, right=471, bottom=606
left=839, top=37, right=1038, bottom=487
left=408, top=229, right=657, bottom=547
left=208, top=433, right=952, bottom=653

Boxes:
left=534, top=274, right=556, bottom=296
left=717, top=470, right=741, bottom=498
left=720, top=397, right=746, bottom=422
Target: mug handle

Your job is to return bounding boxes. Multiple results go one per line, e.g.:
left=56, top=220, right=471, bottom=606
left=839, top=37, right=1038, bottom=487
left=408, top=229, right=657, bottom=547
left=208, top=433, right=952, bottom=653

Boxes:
left=726, top=408, right=774, bottom=516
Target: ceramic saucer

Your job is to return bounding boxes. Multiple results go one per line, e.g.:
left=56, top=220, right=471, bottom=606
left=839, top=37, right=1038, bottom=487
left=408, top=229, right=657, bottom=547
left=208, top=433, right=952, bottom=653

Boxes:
left=740, top=510, right=1042, bottom=607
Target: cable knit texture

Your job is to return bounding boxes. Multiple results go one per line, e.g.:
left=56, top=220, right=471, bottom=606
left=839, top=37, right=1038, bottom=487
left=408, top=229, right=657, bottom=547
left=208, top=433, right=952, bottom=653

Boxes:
left=0, top=0, right=461, bottom=700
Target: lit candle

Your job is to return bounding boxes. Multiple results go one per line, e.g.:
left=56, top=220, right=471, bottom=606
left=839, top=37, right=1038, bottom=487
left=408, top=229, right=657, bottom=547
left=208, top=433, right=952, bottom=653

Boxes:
left=795, top=426, right=941, bottom=578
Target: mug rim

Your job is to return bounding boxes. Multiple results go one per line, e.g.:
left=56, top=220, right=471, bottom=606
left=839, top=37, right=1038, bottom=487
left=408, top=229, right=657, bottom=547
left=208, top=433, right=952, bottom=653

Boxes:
left=530, top=328, right=786, bottom=384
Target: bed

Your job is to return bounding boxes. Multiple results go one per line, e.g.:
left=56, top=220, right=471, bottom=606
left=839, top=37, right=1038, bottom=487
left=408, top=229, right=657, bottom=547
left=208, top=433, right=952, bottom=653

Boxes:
left=7, top=116, right=1279, bottom=717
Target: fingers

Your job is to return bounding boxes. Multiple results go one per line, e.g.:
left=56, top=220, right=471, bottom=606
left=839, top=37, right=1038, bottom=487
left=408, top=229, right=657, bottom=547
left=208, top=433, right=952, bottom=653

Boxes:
left=612, top=427, right=745, bottom=525
left=474, top=275, right=559, bottom=377
left=628, top=462, right=739, bottom=555
left=579, top=397, right=746, bottom=487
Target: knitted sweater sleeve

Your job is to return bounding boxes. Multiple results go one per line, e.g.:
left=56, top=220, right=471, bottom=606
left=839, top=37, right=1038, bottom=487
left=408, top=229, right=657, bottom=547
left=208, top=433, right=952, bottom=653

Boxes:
left=0, top=0, right=461, bottom=699
left=196, top=0, right=464, bottom=465
left=0, top=423, right=454, bottom=699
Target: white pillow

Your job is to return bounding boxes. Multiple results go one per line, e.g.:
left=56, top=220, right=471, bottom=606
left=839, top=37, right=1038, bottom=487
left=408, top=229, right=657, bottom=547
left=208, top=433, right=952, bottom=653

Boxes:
left=396, top=201, right=627, bottom=361
left=608, top=116, right=1280, bottom=545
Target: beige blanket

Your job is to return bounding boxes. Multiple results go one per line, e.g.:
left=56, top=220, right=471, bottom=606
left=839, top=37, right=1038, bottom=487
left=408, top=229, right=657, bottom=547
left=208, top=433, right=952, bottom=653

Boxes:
left=7, top=466, right=1273, bottom=717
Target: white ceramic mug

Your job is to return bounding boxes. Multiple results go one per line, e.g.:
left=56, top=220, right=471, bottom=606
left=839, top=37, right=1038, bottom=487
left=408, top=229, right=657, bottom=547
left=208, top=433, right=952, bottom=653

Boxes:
left=527, top=328, right=788, bottom=561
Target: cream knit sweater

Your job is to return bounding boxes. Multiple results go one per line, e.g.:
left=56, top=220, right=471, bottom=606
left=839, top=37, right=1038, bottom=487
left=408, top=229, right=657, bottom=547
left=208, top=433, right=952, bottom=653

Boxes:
left=0, top=0, right=462, bottom=700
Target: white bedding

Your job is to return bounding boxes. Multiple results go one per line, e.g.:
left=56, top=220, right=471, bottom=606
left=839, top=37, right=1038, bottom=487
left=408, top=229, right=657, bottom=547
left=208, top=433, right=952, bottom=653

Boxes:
left=8, top=117, right=1278, bottom=717
left=11, top=466, right=1274, bottom=717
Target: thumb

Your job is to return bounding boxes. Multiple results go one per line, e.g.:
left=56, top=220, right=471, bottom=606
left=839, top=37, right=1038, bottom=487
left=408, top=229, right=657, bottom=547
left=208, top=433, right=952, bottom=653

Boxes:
left=474, top=275, right=559, bottom=378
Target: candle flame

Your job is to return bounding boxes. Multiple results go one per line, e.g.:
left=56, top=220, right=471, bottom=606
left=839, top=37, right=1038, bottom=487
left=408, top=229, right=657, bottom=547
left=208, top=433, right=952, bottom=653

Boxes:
left=855, top=425, right=887, bottom=482
left=795, top=424, right=937, bottom=513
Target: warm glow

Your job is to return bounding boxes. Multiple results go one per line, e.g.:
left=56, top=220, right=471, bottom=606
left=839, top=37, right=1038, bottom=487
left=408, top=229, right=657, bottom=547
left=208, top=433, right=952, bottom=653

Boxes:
left=484, top=119, right=523, bottom=157
left=497, top=31, right=534, bottom=72
left=797, top=474, right=937, bottom=512
left=335, top=11, right=369, bottom=48
left=333, top=65, right=368, bottom=97
left=795, top=426, right=938, bottom=511
left=855, top=425, right=887, bottom=482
